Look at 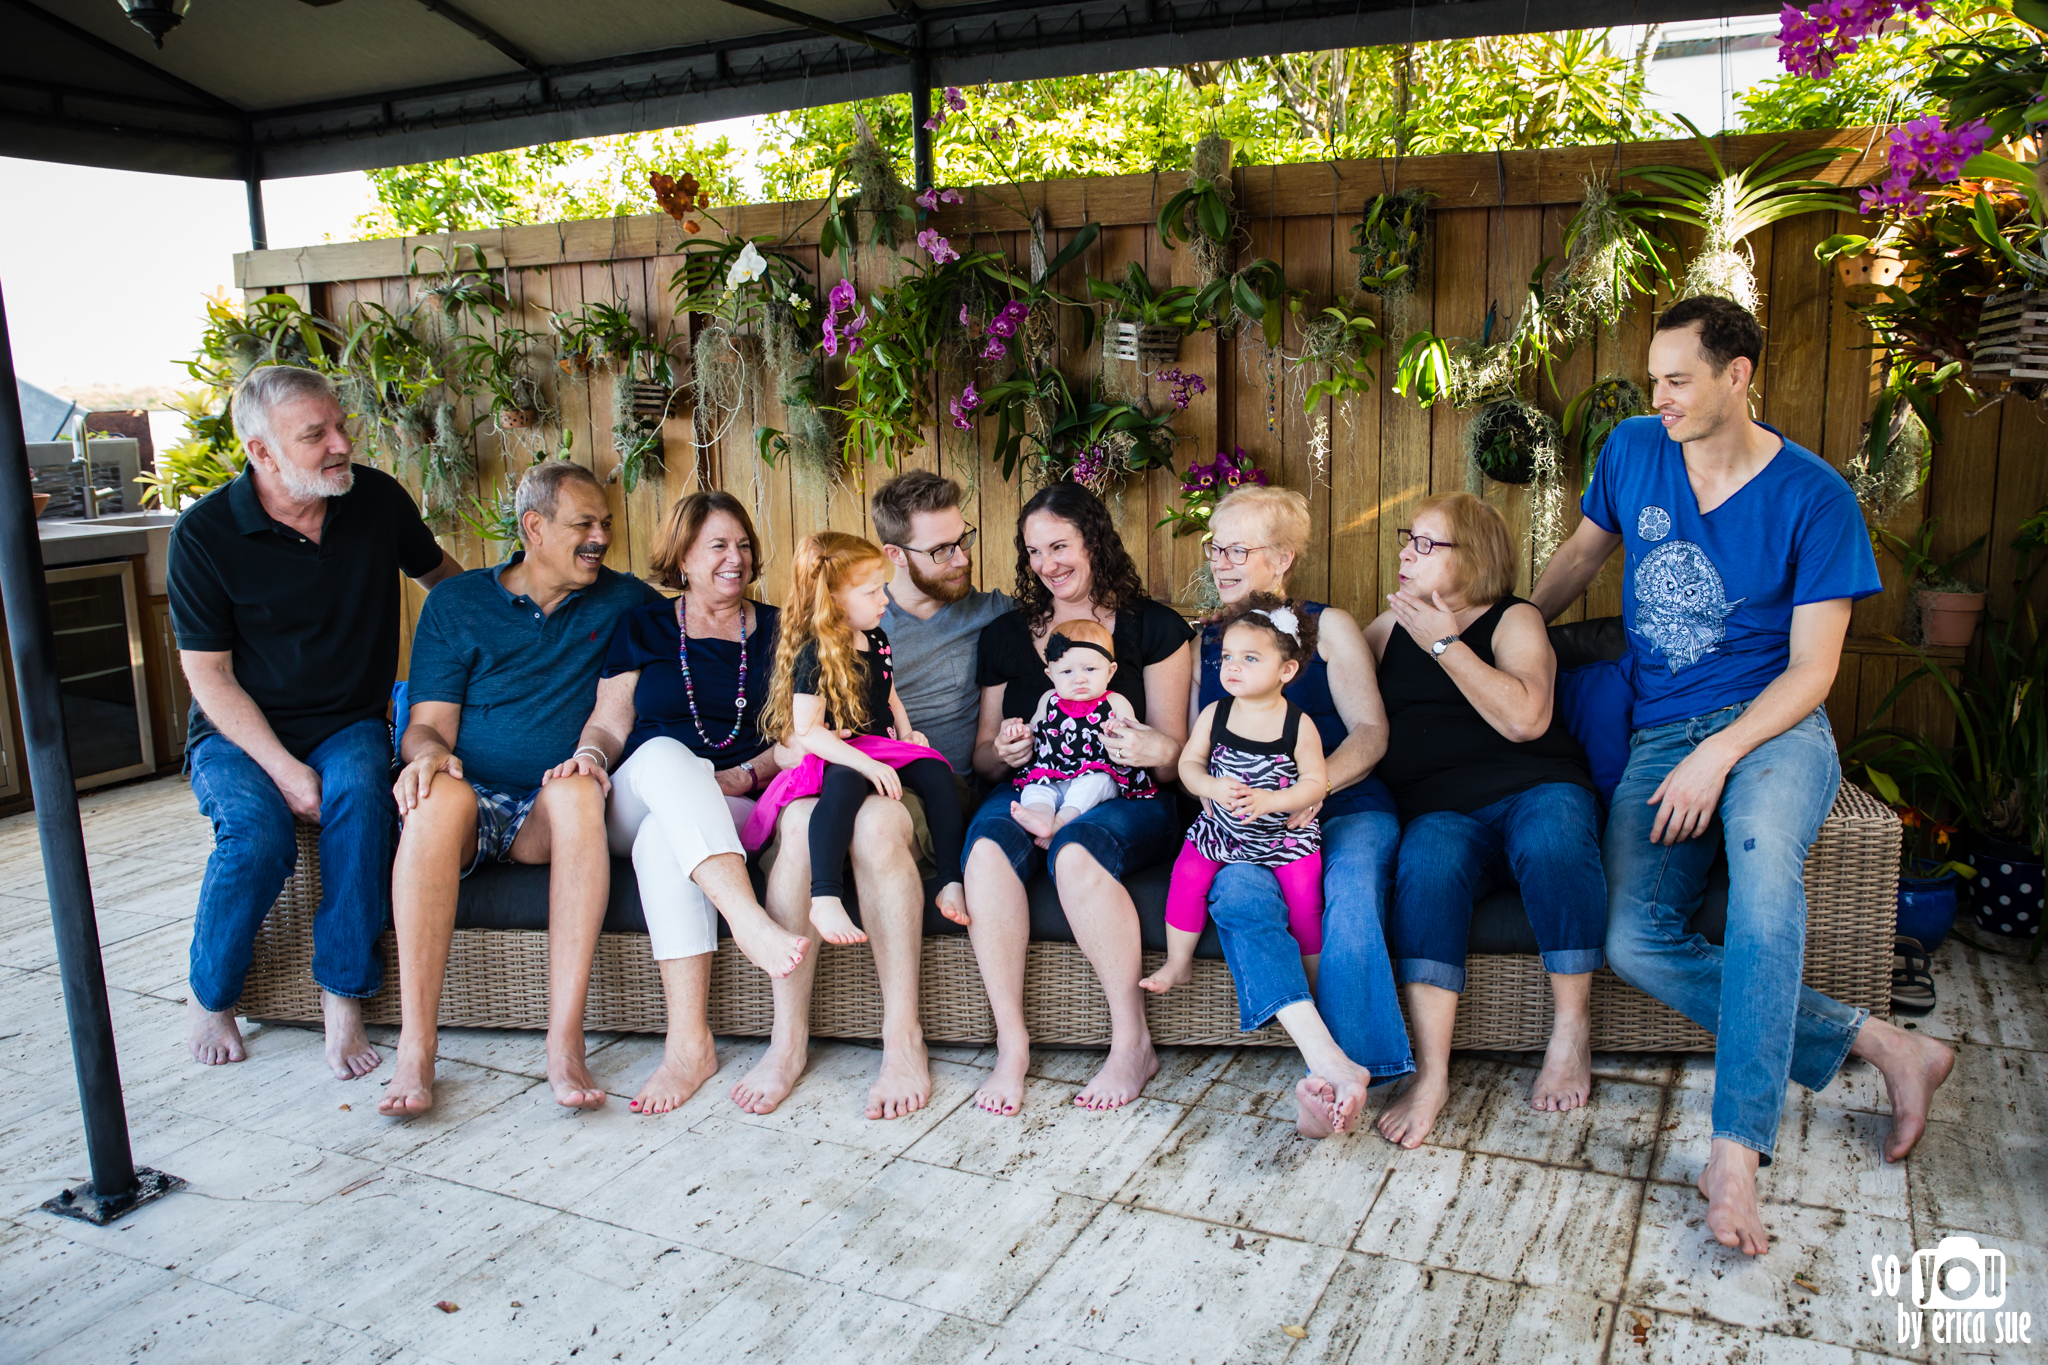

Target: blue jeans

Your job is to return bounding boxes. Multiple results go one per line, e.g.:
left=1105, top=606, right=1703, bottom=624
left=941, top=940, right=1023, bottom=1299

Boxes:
left=964, top=785, right=1180, bottom=882
left=1390, top=783, right=1608, bottom=992
left=1208, top=799, right=1415, bottom=1081
left=186, top=719, right=395, bottom=1012
left=1603, top=702, right=1865, bottom=1163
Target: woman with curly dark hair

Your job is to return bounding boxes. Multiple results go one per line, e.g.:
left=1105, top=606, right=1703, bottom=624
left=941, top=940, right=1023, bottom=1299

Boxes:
left=964, top=482, right=1193, bottom=1117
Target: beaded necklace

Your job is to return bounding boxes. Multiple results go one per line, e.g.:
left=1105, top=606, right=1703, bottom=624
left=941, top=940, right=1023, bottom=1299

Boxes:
left=676, top=596, right=748, bottom=750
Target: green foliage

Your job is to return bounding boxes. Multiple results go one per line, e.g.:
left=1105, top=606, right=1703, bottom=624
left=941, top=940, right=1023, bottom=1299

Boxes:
left=450, top=325, right=549, bottom=421
left=1463, top=397, right=1559, bottom=486
left=1194, top=258, right=1300, bottom=349
left=1295, top=304, right=1386, bottom=412
left=1563, top=375, right=1647, bottom=489
left=1875, top=517, right=1987, bottom=593
left=1085, top=261, right=1203, bottom=330
left=979, top=368, right=1178, bottom=485
left=356, top=130, right=743, bottom=237
left=1351, top=190, right=1431, bottom=295
left=1739, top=1, right=2034, bottom=133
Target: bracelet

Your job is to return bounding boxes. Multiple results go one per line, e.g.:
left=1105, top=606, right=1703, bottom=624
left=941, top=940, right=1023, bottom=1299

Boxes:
left=572, top=745, right=610, bottom=773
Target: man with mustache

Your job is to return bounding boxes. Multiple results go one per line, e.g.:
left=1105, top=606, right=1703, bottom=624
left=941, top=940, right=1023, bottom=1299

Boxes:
left=378, top=460, right=663, bottom=1116
left=732, top=470, right=1008, bottom=1120
left=171, top=365, right=460, bottom=1079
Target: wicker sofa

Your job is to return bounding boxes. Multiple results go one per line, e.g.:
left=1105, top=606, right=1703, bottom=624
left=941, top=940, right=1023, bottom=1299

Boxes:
left=234, top=617, right=1899, bottom=1051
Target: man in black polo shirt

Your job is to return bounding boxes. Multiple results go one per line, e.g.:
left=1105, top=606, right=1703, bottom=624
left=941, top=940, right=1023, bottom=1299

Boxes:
left=169, top=365, right=458, bottom=1079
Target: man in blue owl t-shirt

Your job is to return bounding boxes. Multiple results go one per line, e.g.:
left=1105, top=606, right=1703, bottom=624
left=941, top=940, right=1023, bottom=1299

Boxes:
left=1532, top=297, right=1953, bottom=1258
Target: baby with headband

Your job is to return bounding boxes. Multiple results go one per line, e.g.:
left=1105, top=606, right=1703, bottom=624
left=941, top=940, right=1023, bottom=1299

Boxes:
left=1001, top=620, right=1158, bottom=843
left=1141, top=593, right=1329, bottom=994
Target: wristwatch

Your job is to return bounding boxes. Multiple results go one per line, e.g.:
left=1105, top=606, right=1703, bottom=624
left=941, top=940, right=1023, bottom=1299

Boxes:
left=1431, top=634, right=1459, bottom=660
left=737, top=759, right=759, bottom=792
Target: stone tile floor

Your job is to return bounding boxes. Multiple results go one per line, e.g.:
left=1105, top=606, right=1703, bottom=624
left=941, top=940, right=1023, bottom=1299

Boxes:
left=0, top=775, right=2043, bottom=1364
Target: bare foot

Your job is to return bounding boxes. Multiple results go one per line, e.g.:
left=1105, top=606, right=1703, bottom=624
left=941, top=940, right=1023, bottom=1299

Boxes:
left=731, top=1039, right=807, bottom=1114
left=185, top=997, right=246, bottom=1066
left=1859, top=1018, right=1956, bottom=1162
left=1010, top=802, right=1056, bottom=839
left=728, top=913, right=809, bottom=979
left=809, top=895, right=868, bottom=946
left=546, top=1033, right=607, bottom=1110
left=631, top=1037, right=719, bottom=1115
left=1530, top=1012, right=1592, bottom=1112
left=1699, top=1138, right=1769, bottom=1256
left=377, top=1036, right=435, bottom=1117
left=1295, top=1072, right=1370, bottom=1138
left=1375, top=1069, right=1448, bottom=1149
left=1137, top=956, right=1193, bottom=994
left=322, top=992, right=381, bottom=1080
left=935, top=881, right=969, bottom=927
left=975, top=1039, right=1030, bottom=1116
left=1074, top=1040, right=1158, bottom=1111
left=866, top=1037, right=932, bottom=1120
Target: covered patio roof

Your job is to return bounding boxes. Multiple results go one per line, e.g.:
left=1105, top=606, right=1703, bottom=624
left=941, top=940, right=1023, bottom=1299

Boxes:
left=6, top=0, right=1779, bottom=182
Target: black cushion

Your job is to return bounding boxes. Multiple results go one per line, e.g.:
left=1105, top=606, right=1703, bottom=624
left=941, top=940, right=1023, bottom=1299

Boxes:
left=1468, top=853, right=1729, bottom=953
left=1548, top=615, right=1628, bottom=671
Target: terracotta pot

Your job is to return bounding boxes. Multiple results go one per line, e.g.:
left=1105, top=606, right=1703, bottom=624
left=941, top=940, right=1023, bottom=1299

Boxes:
left=1919, top=589, right=1985, bottom=647
left=499, top=407, right=542, bottom=430
left=1835, top=251, right=1906, bottom=290
left=32, top=492, right=49, bottom=518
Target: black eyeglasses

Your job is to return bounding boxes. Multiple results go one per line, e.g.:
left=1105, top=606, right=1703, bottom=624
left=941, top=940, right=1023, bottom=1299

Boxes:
left=1396, top=529, right=1457, bottom=556
left=1201, top=542, right=1270, bottom=565
left=899, top=526, right=977, bottom=563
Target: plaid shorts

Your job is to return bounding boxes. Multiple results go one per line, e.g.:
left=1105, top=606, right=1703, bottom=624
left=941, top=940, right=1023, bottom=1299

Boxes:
left=462, top=785, right=541, bottom=878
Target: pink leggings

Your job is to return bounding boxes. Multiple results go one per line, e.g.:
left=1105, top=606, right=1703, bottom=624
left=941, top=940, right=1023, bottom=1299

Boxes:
left=1164, top=840, right=1325, bottom=956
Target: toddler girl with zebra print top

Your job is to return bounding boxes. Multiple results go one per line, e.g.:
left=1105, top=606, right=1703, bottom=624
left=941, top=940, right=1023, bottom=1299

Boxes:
left=1140, top=595, right=1329, bottom=994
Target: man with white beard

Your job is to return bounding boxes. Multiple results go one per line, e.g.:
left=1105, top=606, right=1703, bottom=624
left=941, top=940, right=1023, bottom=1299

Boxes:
left=168, top=364, right=459, bottom=1079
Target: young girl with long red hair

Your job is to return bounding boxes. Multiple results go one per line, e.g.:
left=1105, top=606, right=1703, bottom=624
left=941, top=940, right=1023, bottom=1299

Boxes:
left=741, top=531, right=967, bottom=941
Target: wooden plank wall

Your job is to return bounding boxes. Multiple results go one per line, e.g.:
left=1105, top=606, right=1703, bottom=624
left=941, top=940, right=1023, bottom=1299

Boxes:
left=240, top=128, right=2047, bottom=753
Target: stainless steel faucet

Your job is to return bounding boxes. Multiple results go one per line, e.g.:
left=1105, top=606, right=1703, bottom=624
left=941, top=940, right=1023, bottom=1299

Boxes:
left=69, top=428, right=121, bottom=519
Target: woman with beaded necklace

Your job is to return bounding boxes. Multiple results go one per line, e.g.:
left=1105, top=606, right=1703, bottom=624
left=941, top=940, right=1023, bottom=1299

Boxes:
left=564, top=490, right=809, bottom=1116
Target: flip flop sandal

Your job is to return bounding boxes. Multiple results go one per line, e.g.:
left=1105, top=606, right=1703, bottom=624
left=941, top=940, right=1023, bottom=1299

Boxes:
left=1892, top=936, right=1936, bottom=1015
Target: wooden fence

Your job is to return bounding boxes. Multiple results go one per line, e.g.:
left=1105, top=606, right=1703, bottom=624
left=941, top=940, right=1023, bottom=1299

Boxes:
left=237, top=126, right=2047, bottom=752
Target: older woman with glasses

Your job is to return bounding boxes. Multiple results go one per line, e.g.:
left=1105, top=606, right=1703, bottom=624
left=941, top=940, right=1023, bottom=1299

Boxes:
left=1174, top=486, right=1414, bottom=1138
left=1366, top=492, right=1606, bottom=1149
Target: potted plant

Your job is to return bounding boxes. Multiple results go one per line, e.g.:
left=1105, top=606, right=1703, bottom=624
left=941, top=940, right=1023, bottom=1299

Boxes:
left=1463, top=395, right=1559, bottom=487
left=1563, top=375, right=1648, bottom=490
left=1852, top=762, right=1976, bottom=952
left=1351, top=189, right=1432, bottom=300
left=1295, top=304, right=1385, bottom=412
left=1816, top=229, right=1910, bottom=291
left=451, top=325, right=550, bottom=429
left=1086, top=262, right=1203, bottom=366
left=1157, top=133, right=1236, bottom=291
left=1875, top=518, right=1987, bottom=646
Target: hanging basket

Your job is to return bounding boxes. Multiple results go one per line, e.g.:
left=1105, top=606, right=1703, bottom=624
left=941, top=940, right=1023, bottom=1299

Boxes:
left=1111, top=321, right=1182, bottom=366
left=1834, top=250, right=1907, bottom=292
left=498, top=407, right=543, bottom=430
left=1465, top=397, right=1558, bottom=487
left=629, top=381, right=674, bottom=419
left=1972, top=289, right=2048, bottom=385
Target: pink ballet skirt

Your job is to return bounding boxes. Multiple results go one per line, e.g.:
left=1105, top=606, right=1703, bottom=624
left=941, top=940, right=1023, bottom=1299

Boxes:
left=739, top=734, right=951, bottom=851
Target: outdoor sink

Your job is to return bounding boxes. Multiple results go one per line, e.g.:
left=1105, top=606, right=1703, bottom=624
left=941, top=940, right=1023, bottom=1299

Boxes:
left=83, top=512, right=178, bottom=529
left=37, top=512, right=177, bottom=590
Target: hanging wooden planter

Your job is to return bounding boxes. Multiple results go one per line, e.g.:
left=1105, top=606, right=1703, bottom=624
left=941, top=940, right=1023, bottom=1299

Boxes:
left=1972, top=289, right=2048, bottom=384
left=629, top=381, right=673, bottom=419
left=1111, top=321, right=1182, bottom=366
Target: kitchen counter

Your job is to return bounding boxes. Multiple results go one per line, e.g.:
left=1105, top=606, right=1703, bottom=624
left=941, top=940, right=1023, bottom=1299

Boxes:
left=36, top=513, right=177, bottom=590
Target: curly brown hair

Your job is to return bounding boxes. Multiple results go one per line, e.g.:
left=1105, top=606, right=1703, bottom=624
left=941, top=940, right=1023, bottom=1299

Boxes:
left=1012, top=483, right=1150, bottom=634
left=761, top=531, right=890, bottom=741
left=1209, top=592, right=1319, bottom=665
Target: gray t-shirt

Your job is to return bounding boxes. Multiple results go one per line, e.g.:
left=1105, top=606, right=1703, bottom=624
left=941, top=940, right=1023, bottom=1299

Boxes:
left=880, top=586, right=1011, bottom=772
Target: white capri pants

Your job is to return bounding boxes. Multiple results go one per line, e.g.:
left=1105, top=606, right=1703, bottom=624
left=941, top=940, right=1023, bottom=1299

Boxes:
left=605, top=737, right=753, bottom=961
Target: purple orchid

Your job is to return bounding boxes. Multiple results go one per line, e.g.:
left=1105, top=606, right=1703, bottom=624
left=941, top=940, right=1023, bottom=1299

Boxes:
left=1154, top=368, right=1208, bottom=411
left=917, top=228, right=960, bottom=265
left=948, top=381, right=981, bottom=430
left=1776, top=0, right=1933, bottom=80
left=945, top=86, right=967, bottom=113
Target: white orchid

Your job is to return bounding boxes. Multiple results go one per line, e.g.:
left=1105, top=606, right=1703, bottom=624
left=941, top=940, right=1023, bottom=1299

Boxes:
left=726, top=241, right=768, bottom=289
left=788, top=291, right=806, bottom=310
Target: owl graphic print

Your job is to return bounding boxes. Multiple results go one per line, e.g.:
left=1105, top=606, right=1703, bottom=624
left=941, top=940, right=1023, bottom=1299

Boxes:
left=1581, top=417, right=1881, bottom=729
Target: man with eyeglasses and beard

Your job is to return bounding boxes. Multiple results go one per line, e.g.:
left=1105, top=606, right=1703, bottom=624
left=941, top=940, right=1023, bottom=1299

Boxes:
left=730, top=470, right=1008, bottom=1122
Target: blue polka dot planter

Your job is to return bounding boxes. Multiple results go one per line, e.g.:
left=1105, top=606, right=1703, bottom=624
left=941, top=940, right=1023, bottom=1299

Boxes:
left=1965, top=837, right=2045, bottom=939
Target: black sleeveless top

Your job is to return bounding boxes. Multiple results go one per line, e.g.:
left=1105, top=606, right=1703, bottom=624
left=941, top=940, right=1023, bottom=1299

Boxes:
left=1378, top=595, right=1594, bottom=821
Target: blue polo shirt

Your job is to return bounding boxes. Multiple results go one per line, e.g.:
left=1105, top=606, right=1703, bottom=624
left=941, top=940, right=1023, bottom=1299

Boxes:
left=406, top=555, right=663, bottom=794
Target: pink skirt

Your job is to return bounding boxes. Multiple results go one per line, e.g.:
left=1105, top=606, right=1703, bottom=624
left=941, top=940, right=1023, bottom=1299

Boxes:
left=738, top=735, right=951, bottom=851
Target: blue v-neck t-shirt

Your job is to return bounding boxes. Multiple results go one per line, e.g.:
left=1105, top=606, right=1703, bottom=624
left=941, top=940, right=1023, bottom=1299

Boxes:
left=1581, top=416, right=1880, bottom=730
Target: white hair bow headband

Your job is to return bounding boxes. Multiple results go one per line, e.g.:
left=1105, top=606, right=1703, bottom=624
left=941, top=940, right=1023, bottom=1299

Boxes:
left=1252, top=606, right=1300, bottom=641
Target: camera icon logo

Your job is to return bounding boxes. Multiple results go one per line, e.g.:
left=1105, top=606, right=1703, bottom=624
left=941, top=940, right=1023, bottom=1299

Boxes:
left=1913, top=1236, right=2007, bottom=1311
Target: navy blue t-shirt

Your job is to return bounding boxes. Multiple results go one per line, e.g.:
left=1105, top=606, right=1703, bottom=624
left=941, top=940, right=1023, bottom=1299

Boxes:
left=406, top=556, right=663, bottom=794
left=1582, top=416, right=1880, bottom=729
left=601, top=598, right=779, bottom=766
